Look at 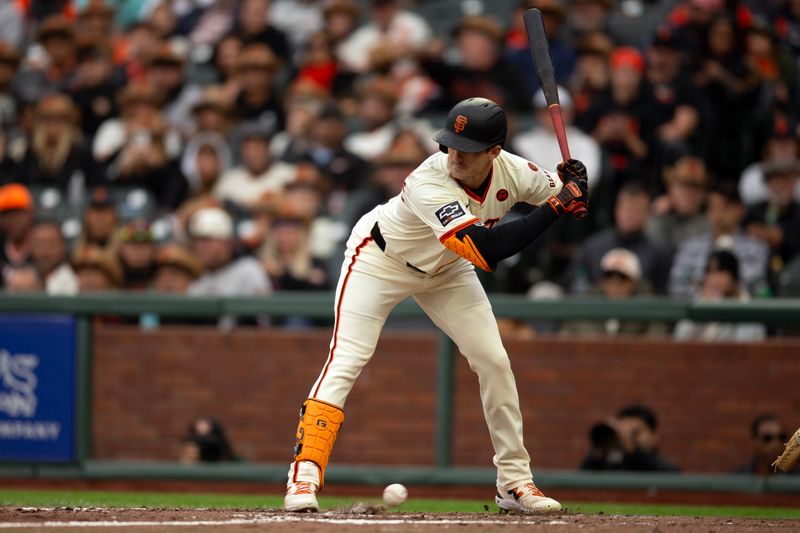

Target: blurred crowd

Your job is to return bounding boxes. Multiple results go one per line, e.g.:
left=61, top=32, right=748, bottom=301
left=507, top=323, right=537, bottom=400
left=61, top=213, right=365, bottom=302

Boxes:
left=0, top=0, right=799, bottom=330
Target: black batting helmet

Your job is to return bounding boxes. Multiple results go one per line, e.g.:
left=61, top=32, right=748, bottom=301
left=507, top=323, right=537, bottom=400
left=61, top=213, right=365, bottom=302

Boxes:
left=433, top=97, right=507, bottom=154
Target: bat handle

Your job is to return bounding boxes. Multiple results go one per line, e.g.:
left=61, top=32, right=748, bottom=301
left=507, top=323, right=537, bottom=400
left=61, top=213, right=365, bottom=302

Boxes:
left=548, top=104, right=587, bottom=220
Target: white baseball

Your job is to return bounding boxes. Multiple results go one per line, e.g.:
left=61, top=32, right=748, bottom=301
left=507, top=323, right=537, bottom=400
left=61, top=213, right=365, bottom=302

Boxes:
left=382, top=483, right=408, bottom=507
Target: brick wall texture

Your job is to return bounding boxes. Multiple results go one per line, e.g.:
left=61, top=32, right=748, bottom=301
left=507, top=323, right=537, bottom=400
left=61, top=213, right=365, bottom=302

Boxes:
left=92, top=325, right=800, bottom=473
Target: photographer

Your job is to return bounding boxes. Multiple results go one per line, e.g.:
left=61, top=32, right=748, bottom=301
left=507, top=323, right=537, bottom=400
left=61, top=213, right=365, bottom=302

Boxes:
left=580, top=404, right=679, bottom=472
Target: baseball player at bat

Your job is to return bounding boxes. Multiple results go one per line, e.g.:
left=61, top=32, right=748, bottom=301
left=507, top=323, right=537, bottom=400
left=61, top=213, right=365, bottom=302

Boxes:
left=285, top=97, right=588, bottom=514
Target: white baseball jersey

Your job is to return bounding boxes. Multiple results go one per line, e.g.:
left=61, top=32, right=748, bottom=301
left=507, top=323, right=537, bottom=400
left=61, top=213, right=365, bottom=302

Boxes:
left=376, top=150, right=562, bottom=274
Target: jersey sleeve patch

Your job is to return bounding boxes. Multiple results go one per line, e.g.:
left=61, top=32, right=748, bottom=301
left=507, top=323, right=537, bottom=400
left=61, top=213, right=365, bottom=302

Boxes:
left=435, top=201, right=466, bottom=227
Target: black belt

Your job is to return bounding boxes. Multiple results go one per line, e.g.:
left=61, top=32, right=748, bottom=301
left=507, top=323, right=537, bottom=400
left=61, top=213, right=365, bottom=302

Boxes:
left=370, top=222, right=426, bottom=274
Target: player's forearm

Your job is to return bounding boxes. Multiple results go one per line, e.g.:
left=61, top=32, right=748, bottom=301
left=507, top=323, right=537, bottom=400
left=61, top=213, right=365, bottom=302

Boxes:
left=442, top=207, right=558, bottom=271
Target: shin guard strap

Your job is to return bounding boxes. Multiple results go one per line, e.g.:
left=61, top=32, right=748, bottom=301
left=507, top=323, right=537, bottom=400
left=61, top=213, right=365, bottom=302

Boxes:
left=293, top=398, right=344, bottom=487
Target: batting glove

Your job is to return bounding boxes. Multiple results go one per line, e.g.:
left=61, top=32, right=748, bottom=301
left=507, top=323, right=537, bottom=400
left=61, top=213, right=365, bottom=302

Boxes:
left=556, top=159, right=588, bottom=184
left=546, top=172, right=589, bottom=217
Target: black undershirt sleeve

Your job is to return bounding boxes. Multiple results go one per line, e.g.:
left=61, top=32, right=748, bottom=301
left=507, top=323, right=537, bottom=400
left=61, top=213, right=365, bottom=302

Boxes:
left=456, top=206, right=558, bottom=270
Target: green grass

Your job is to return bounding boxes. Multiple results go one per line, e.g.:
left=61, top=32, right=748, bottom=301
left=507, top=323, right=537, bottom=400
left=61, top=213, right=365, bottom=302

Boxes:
left=0, top=489, right=798, bottom=520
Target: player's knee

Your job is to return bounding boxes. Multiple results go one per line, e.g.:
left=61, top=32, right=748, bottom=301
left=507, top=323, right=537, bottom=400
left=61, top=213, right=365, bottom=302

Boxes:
left=470, top=351, right=512, bottom=377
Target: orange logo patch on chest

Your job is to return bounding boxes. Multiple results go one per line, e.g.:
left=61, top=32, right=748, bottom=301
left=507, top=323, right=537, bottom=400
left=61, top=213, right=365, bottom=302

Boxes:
left=496, top=188, right=509, bottom=201
left=454, top=114, right=468, bottom=133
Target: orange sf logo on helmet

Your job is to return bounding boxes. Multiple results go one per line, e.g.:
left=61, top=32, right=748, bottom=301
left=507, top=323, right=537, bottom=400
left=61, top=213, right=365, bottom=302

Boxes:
left=454, top=114, right=468, bottom=133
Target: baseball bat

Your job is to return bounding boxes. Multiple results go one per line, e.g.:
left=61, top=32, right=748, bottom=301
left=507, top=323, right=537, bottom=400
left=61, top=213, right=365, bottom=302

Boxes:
left=523, top=8, right=587, bottom=220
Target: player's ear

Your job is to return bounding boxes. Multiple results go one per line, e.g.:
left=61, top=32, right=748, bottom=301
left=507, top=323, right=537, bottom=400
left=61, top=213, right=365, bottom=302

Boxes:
left=487, top=145, right=502, bottom=159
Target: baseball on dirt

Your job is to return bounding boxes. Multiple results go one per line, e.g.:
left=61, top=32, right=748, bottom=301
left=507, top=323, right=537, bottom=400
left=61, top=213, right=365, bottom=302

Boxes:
left=382, top=483, right=408, bottom=507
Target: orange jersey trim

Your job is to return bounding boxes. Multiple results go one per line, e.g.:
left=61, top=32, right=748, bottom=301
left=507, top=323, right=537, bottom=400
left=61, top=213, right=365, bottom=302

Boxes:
left=442, top=233, right=491, bottom=272
left=439, top=217, right=479, bottom=243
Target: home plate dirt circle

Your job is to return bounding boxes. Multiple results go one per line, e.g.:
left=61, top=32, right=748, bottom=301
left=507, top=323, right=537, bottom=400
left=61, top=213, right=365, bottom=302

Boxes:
left=1, top=507, right=798, bottom=532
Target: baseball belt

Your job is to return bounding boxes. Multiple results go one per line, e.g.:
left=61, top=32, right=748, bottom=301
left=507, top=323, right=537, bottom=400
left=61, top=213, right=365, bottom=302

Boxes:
left=370, top=222, right=427, bottom=274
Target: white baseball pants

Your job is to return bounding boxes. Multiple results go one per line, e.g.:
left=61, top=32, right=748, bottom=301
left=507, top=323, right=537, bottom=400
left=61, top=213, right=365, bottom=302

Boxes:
left=292, top=211, right=533, bottom=490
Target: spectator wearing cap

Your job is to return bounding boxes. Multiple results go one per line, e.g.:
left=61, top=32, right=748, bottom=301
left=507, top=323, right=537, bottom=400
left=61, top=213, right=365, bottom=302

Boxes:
left=68, top=38, right=119, bottom=138
left=29, top=220, right=78, bottom=295
left=337, top=0, right=430, bottom=73
left=187, top=207, right=272, bottom=301
left=669, top=184, right=769, bottom=298
left=505, top=0, right=575, bottom=102
left=73, top=245, right=123, bottom=292
left=569, top=31, right=612, bottom=117
left=146, top=43, right=203, bottom=136
left=117, top=219, right=157, bottom=290
left=576, top=47, right=653, bottom=189
left=743, top=160, right=800, bottom=279
left=0, top=42, right=21, bottom=128
left=567, top=181, right=673, bottom=294
left=645, top=29, right=703, bottom=165
left=234, top=43, right=285, bottom=133
left=75, top=186, right=120, bottom=255
left=646, top=155, right=711, bottom=249
left=189, top=85, right=234, bottom=137
left=297, top=104, right=369, bottom=193
left=293, top=31, right=338, bottom=94
left=514, top=85, right=602, bottom=192
left=214, top=122, right=297, bottom=210
left=29, top=15, right=79, bottom=91
left=420, top=14, right=530, bottom=111
left=12, top=93, right=97, bottom=190
left=235, top=0, right=291, bottom=61
left=563, top=248, right=668, bottom=336
left=93, top=81, right=182, bottom=166
left=322, top=0, right=360, bottom=54
left=260, top=212, right=330, bottom=292
left=674, top=249, right=766, bottom=341
left=0, top=184, right=34, bottom=279
left=153, top=243, right=204, bottom=293
left=693, top=16, right=760, bottom=178
left=739, top=114, right=800, bottom=207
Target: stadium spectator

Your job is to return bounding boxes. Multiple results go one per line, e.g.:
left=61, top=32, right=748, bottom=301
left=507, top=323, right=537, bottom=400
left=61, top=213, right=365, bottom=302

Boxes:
left=299, top=104, right=369, bottom=193
left=27, top=15, right=79, bottom=93
left=3, top=264, right=43, bottom=293
left=562, top=249, right=667, bottom=337
left=117, top=219, right=157, bottom=291
left=668, top=185, right=769, bottom=298
left=11, top=93, right=94, bottom=190
left=179, top=134, right=231, bottom=219
left=581, top=404, right=679, bottom=471
left=75, top=186, right=120, bottom=255
left=187, top=206, right=272, bottom=297
left=0, top=184, right=34, bottom=278
left=68, top=38, right=119, bottom=139
left=214, top=122, right=297, bottom=210
left=322, top=0, right=360, bottom=56
left=576, top=47, right=652, bottom=189
left=73, top=245, right=124, bottom=292
left=739, top=114, right=800, bottom=207
left=506, top=0, right=575, bottom=101
left=188, top=85, right=235, bottom=137
left=743, top=160, right=800, bottom=284
left=0, top=42, right=20, bottom=129
left=294, top=31, right=338, bottom=94
left=260, top=213, right=329, bottom=291
left=236, top=0, right=291, bottom=62
left=234, top=43, right=284, bottom=132
left=647, top=155, right=711, bottom=249
left=179, top=416, right=239, bottom=464
left=146, top=44, right=203, bottom=136
left=567, top=181, right=672, bottom=294
left=645, top=29, right=703, bottom=167
left=29, top=221, right=78, bottom=295
left=569, top=32, right=612, bottom=119
left=337, top=0, right=430, bottom=74
left=733, top=414, right=798, bottom=475
left=211, top=32, right=244, bottom=98
left=692, top=16, right=760, bottom=178
left=674, top=250, right=767, bottom=341
left=153, top=243, right=204, bottom=294
left=514, top=86, right=602, bottom=192
left=421, top=15, right=530, bottom=111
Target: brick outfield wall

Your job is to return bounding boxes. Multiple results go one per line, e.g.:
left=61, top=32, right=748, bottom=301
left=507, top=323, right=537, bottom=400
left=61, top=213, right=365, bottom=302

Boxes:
left=92, top=325, right=800, bottom=473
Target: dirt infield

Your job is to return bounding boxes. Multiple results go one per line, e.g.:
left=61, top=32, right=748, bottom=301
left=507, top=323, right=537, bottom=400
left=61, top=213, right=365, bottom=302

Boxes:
left=1, top=507, right=798, bottom=532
